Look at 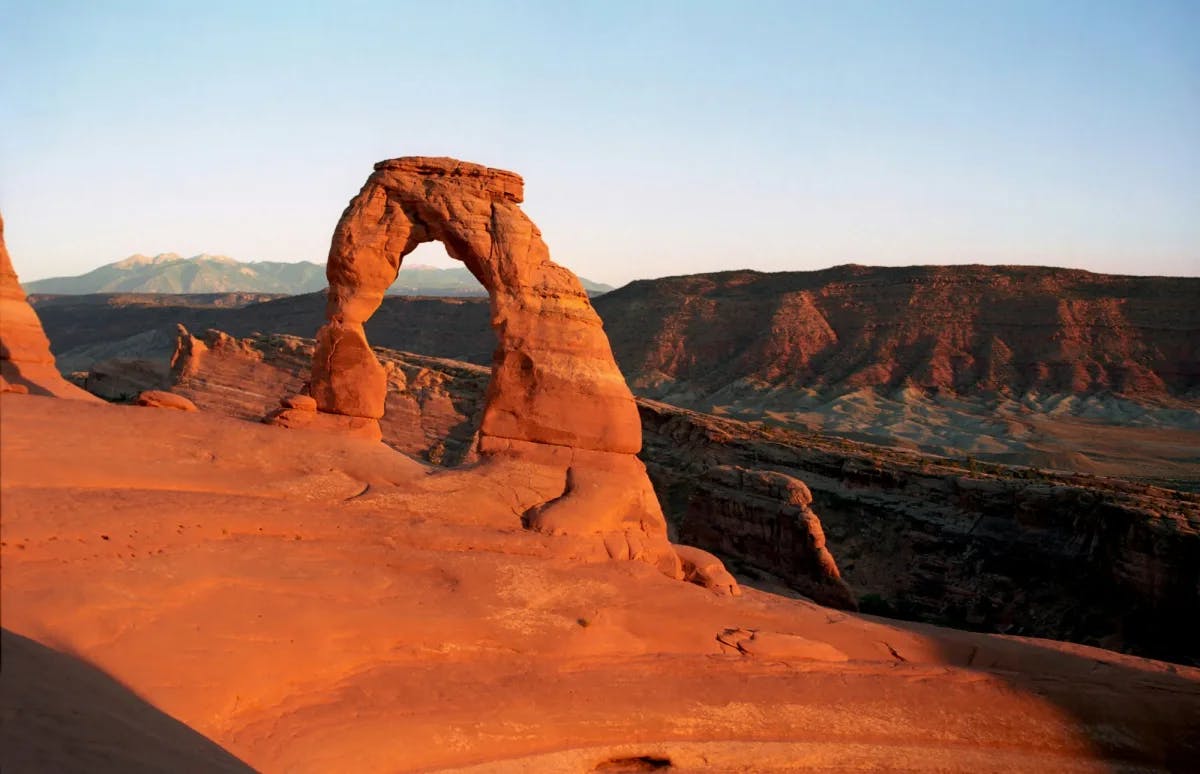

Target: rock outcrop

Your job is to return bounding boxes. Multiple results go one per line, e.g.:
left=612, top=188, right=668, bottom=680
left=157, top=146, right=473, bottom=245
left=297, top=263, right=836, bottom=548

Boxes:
left=34, top=272, right=1200, bottom=482
left=304, top=157, right=712, bottom=585
left=679, top=465, right=856, bottom=609
left=5, top=392, right=1198, bottom=772
left=313, top=158, right=639, bottom=450
left=0, top=213, right=102, bottom=402
left=151, top=327, right=488, bottom=466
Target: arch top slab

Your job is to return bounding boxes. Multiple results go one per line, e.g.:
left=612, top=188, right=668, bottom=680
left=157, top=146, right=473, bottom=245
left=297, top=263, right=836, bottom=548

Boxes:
left=374, top=156, right=525, bottom=203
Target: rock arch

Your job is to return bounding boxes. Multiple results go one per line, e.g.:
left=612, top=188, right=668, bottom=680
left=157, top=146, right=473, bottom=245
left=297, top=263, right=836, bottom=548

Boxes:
left=307, top=157, right=733, bottom=589
left=311, top=157, right=639, bottom=454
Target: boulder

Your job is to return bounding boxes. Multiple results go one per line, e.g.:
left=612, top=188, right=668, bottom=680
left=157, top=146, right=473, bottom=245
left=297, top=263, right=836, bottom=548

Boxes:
left=674, top=544, right=741, bottom=597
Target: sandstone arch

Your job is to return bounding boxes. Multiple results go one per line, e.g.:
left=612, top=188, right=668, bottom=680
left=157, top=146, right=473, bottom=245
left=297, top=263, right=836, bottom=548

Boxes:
left=311, top=157, right=639, bottom=454
left=307, top=157, right=730, bottom=587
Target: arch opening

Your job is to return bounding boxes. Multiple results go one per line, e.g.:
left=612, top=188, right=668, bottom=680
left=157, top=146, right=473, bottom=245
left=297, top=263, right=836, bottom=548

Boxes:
left=369, top=239, right=493, bottom=467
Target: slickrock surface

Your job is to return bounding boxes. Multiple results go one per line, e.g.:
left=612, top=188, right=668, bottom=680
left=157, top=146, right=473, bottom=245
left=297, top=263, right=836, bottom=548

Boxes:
left=3, top=393, right=1199, bottom=772
left=0, top=214, right=102, bottom=402
left=308, top=157, right=687, bottom=581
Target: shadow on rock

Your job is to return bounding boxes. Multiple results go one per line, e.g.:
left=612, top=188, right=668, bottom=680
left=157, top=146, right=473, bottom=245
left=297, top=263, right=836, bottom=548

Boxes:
left=0, top=629, right=253, bottom=773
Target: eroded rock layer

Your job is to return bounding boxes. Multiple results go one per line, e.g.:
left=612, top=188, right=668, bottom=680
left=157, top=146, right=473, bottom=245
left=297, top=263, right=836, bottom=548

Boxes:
left=637, top=399, right=1200, bottom=664
left=596, top=265, right=1200, bottom=400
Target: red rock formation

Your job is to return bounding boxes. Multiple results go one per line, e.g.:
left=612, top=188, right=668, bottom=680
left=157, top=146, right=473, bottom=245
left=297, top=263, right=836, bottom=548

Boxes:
left=595, top=264, right=1200, bottom=400
left=68, top=326, right=1199, bottom=651
left=314, top=158, right=640, bottom=452
left=307, top=157, right=713, bottom=586
left=674, top=545, right=741, bottom=597
left=6, top=393, right=1198, bottom=771
left=0, top=213, right=102, bottom=402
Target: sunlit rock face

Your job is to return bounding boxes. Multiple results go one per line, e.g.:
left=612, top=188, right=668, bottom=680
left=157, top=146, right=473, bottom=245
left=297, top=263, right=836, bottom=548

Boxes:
left=313, top=157, right=640, bottom=453
left=304, top=156, right=738, bottom=589
left=0, top=212, right=102, bottom=402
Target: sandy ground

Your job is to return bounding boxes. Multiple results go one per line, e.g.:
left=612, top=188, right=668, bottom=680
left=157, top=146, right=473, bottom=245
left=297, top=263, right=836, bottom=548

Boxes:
left=2, top=394, right=1198, bottom=772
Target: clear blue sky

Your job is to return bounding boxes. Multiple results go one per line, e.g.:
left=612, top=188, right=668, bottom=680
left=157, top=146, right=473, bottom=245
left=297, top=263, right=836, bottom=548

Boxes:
left=2, top=0, right=1197, bottom=284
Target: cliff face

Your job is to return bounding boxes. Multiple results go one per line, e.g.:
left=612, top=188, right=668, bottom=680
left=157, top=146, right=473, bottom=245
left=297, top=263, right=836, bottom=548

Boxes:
left=595, top=265, right=1200, bottom=400
left=637, top=400, right=1200, bottom=665
left=39, top=284, right=1200, bottom=485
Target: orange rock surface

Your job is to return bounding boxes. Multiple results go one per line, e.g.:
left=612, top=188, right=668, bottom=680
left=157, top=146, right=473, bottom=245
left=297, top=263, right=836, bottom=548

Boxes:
left=307, top=157, right=691, bottom=583
left=2, top=393, right=1198, bottom=772
left=316, top=157, right=640, bottom=453
left=0, top=213, right=102, bottom=402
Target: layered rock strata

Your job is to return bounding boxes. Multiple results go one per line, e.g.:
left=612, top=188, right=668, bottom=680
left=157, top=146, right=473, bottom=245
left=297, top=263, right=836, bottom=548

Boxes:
left=596, top=265, right=1200, bottom=400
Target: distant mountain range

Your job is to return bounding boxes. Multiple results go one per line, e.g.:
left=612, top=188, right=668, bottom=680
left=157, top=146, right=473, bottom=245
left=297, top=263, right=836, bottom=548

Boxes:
left=24, top=253, right=614, bottom=296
